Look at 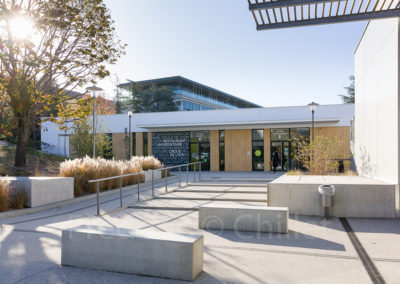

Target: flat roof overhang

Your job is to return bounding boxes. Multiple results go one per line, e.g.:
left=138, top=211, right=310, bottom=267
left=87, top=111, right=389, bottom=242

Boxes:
left=137, top=118, right=340, bottom=130
left=248, top=0, right=400, bottom=30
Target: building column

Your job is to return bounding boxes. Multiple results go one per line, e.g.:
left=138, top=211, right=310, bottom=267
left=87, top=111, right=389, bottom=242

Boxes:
left=210, top=130, right=219, bottom=171
left=264, top=129, right=271, bottom=171
left=136, top=132, right=144, bottom=156
left=148, top=132, right=152, bottom=156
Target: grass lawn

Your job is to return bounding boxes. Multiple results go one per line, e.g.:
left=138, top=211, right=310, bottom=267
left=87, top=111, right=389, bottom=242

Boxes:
left=0, top=145, right=65, bottom=176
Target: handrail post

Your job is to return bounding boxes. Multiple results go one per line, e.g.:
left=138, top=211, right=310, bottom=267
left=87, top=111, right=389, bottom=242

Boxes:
left=151, top=170, right=154, bottom=197
left=199, top=162, right=201, bottom=181
left=165, top=169, right=168, bottom=192
left=96, top=182, right=100, bottom=215
left=186, top=165, right=189, bottom=185
left=193, top=163, right=196, bottom=183
left=178, top=166, right=181, bottom=188
left=137, top=174, right=140, bottom=202
left=119, top=177, right=123, bottom=208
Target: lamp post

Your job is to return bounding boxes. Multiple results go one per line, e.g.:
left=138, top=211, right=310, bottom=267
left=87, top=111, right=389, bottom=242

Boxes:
left=86, top=85, right=103, bottom=158
left=128, top=111, right=133, bottom=159
left=308, top=102, right=319, bottom=142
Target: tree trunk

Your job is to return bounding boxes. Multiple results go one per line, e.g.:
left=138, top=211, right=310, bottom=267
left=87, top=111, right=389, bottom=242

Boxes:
left=15, top=112, right=31, bottom=168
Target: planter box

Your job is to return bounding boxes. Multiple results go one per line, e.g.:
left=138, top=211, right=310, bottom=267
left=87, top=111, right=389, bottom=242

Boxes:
left=268, top=175, right=397, bottom=218
left=144, top=170, right=162, bottom=183
left=5, top=177, right=74, bottom=208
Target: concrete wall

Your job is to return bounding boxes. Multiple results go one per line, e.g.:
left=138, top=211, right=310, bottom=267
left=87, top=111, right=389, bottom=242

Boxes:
left=355, top=18, right=400, bottom=184
left=225, top=130, right=252, bottom=171
left=314, top=126, right=351, bottom=159
left=269, top=175, right=397, bottom=218
left=4, top=177, right=74, bottom=208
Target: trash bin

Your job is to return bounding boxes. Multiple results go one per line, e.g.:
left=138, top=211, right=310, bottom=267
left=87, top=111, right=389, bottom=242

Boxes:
left=318, top=184, right=335, bottom=217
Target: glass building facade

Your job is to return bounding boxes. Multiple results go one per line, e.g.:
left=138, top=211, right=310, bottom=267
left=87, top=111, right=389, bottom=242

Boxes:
left=119, top=76, right=261, bottom=112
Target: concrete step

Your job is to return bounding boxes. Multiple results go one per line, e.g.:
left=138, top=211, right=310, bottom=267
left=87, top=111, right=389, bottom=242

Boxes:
left=156, top=196, right=267, bottom=202
left=190, top=183, right=268, bottom=188
left=173, top=189, right=266, bottom=194
left=199, top=178, right=272, bottom=183
left=177, top=185, right=268, bottom=193
left=157, top=191, right=267, bottom=200
left=129, top=198, right=268, bottom=210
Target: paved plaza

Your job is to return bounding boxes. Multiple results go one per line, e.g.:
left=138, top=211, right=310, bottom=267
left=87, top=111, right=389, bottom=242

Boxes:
left=0, top=172, right=399, bottom=283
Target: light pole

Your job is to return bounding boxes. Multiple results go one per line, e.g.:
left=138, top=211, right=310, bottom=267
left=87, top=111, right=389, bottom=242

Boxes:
left=128, top=111, right=133, bottom=159
left=86, top=85, right=103, bottom=158
left=308, top=102, right=319, bottom=142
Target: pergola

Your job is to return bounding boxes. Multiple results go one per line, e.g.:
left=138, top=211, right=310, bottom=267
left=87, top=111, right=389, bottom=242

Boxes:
left=248, top=0, right=400, bottom=30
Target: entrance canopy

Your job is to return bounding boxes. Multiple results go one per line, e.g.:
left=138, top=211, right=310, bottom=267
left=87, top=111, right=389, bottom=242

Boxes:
left=248, top=0, right=400, bottom=30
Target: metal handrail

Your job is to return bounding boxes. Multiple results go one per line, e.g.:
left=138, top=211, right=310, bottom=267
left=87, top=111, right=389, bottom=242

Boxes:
left=88, top=161, right=202, bottom=215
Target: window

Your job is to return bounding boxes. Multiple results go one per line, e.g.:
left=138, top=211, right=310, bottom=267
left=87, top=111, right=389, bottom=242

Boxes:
left=350, top=118, right=355, bottom=141
left=219, top=130, right=225, bottom=171
left=190, top=131, right=210, bottom=143
left=132, top=132, right=136, bottom=156
left=182, top=101, right=200, bottom=111
left=200, top=105, right=215, bottom=110
left=143, top=132, right=148, bottom=156
left=290, top=128, right=310, bottom=141
left=104, top=133, right=113, bottom=160
left=190, top=131, right=210, bottom=171
left=252, top=130, right=264, bottom=171
left=271, top=129, right=289, bottom=141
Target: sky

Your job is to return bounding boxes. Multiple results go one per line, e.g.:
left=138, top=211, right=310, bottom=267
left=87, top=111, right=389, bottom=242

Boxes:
left=98, top=0, right=367, bottom=108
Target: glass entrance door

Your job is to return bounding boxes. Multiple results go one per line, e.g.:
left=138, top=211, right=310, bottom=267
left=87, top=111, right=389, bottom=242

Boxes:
left=199, top=142, right=210, bottom=171
left=271, top=142, right=283, bottom=171
left=190, top=142, right=210, bottom=171
left=271, top=141, right=291, bottom=171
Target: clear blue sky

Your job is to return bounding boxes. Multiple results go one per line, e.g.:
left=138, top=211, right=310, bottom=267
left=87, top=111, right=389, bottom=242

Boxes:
left=99, top=0, right=367, bottom=107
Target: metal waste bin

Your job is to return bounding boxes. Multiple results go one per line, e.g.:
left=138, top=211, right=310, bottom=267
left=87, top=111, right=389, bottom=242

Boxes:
left=318, top=184, right=335, bottom=217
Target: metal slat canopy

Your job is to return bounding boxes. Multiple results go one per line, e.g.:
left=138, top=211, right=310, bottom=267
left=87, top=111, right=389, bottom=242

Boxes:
left=248, top=0, right=400, bottom=30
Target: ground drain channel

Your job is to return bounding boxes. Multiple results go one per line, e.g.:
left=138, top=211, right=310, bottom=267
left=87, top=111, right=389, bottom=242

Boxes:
left=339, top=218, right=386, bottom=284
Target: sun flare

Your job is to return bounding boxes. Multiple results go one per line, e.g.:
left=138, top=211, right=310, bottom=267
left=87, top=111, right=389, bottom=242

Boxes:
left=9, top=16, right=35, bottom=40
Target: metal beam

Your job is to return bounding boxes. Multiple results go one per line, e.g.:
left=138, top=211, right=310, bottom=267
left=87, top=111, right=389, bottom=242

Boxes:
left=256, top=8, right=400, bottom=30
left=250, top=0, right=337, bottom=10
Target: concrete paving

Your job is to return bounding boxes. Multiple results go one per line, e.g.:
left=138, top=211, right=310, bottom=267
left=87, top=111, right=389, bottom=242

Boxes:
left=0, top=173, right=398, bottom=283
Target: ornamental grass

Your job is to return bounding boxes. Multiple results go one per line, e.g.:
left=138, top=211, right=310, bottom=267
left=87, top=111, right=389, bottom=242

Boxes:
left=0, top=178, right=26, bottom=212
left=60, top=156, right=163, bottom=196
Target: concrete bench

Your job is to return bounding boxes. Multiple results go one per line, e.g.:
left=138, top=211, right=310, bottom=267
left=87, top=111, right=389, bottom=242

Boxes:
left=61, top=226, right=204, bottom=281
left=199, top=205, right=288, bottom=234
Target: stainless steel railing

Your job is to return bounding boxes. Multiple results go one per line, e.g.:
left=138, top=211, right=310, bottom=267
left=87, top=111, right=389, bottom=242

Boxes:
left=88, top=162, right=202, bottom=215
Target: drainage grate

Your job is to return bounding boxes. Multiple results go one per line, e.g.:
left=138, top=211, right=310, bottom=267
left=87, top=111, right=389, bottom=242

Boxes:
left=339, top=218, right=386, bottom=284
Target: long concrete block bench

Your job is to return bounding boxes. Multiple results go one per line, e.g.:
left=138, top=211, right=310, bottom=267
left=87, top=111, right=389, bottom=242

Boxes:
left=199, top=205, right=288, bottom=233
left=61, top=226, right=204, bottom=281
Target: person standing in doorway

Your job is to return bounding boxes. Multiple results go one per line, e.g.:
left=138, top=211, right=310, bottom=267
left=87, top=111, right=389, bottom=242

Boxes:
left=272, top=150, right=280, bottom=173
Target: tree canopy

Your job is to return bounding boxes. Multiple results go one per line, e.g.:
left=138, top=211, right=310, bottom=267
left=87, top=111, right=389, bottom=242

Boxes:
left=122, top=83, right=179, bottom=113
left=0, top=0, right=125, bottom=167
left=339, top=75, right=355, bottom=104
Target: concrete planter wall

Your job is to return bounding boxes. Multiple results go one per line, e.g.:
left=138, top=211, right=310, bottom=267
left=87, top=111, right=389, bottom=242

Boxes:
left=268, top=175, right=397, bottom=218
left=5, top=177, right=74, bottom=208
left=143, top=170, right=162, bottom=183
